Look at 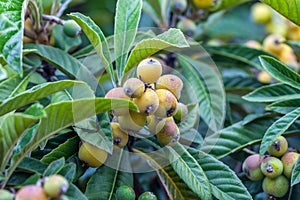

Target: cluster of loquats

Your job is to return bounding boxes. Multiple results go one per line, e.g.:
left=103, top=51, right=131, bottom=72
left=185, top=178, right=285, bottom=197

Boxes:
left=242, top=135, right=299, bottom=198
left=106, top=57, right=188, bottom=146
left=0, top=174, right=69, bottom=200
left=169, top=0, right=217, bottom=37
left=246, top=3, right=300, bottom=83
left=116, top=185, right=158, bottom=200
left=77, top=58, right=188, bottom=169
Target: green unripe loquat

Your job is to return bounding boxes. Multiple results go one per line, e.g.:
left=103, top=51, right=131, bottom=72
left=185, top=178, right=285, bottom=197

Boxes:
left=267, top=135, right=288, bottom=157
left=0, top=189, right=13, bottom=200
left=177, top=19, right=197, bottom=36
left=63, top=20, right=81, bottom=37
left=123, top=78, right=145, bottom=98
left=78, top=142, right=108, bottom=168
left=133, top=88, right=159, bottom=115
left=43, top=174, right=69, bottom=198
left=173, top=102, right=188, bottom=122
left=138, top=192, right=158, bottom=200
left=137, top=58, right=162, bottom=84
left=262, top=175, right=289, bottom=198
left=242, top=154, right=264, bottom=181
left=260, top=156, right=283, bottom=179
left=281, top=152, right=299, bottom=178
left=116, top=185, right=135, bottom=200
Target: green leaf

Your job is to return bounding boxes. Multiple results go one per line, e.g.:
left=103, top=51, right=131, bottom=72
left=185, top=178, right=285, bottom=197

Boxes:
left=43, top=157, right=65, bottom=176
left=243, top=83, right=300, bottom=102
left=17, top=157, right=47, bottom=174
left=133, top=148, right=198, bottom=200
left=143, top=0, right=169, bottom=28
left=0, top=0, right=28, bottom=74
left=291, top=157, right=300, bottom=186
left=192, top=150, right=252, bottom=200
left=259, top=56, right=300, bottom=90
left=166, top=144, right=211, bottom=200
left=8, top=98, right=137, bottom=181
left=0, top=110, right=46, bottom=172
left=114, top=0, right=142, bottom=82
left=65, top=183, right=88, bottom=200
left=123, top=28, right=189, bottom=77
left=267, top=99, right=300, bottom=114
left=287, top=40, right=300, bottom=55
left=0, top=80, right=84, bottom=116
left=178, top=55, right=225, bottom=132
left=24, top=44, right=89, bottom=79
left=201, top=116, right=276, bottom=159
left=261, top=0, right=300, bottom=26
left=0, top=76, right=29, bottom=102
left=205, top=45, right=273, bottom=70
left=41, top=136, right=80, bottom=164
left=259, top=107, right=300, bottom=156
left=68, top=12, right=115, bottom=84
left=59, top=163, right=76, bottom=182
left=85, top=149, right=133, bottom=200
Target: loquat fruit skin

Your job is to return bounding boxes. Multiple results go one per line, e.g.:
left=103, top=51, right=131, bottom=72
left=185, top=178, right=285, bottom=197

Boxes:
left=156, top=117, right=180, bottom=146
left=257, top=71, right=272, bottom=83
left=133, top=88, right=159, bottom=115
left=147, top=115, right=166, bottom=135
left=177, top=18, right=197, bottom=36
left=137, top=58, right=162, bottom=84
left=245, top=40, right=262, bottom=49
left=267, top=135, right=288, bottom=157
left=173, top=102, right=188, bottom=122
left=154, top=89, right=178, bottom=118
left=242, top=154, right=264, bottom=181
left=111, top=122, right=129, bottom=149
left=118, top=110, right=147, bottom=132
left=15, top=185, right=48, bottom=200
left=105, top=87, right=131, bottom=116
left=78, top=142, right=108, bottom=168
left=0, top=189, right=13, bottom=200
left=251, top=3, right=271, bottom=24
left=262, top=175, right=289, bottom=198
left=156, top=74, right=183, bottom=99
left=281, top=152, right=299, bottom=178
left=260, top=156, right=283, bottom=179
left=123, top=78, right=145, bottom=98
left=262, top=34, right=286, bottom=55
left=63, top=20, right=81, bottom=37
left=138, top=191, right=158, bottom=200
left=193, top=0, right=214, bottom=9
left=43, top=174, right=69, bottom=198
left=116, top=185, right=135, bottom=200
left=170, top=0, right=187, bottom=14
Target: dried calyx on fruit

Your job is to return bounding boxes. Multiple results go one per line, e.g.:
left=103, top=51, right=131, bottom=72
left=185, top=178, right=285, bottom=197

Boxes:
left=267, top=135, right=288, bottom=157
left=260, top=156, right=283, bottom=179
left=133, top=88, right=159, bottom=115
left=111, top=122, right=129, bottom=149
